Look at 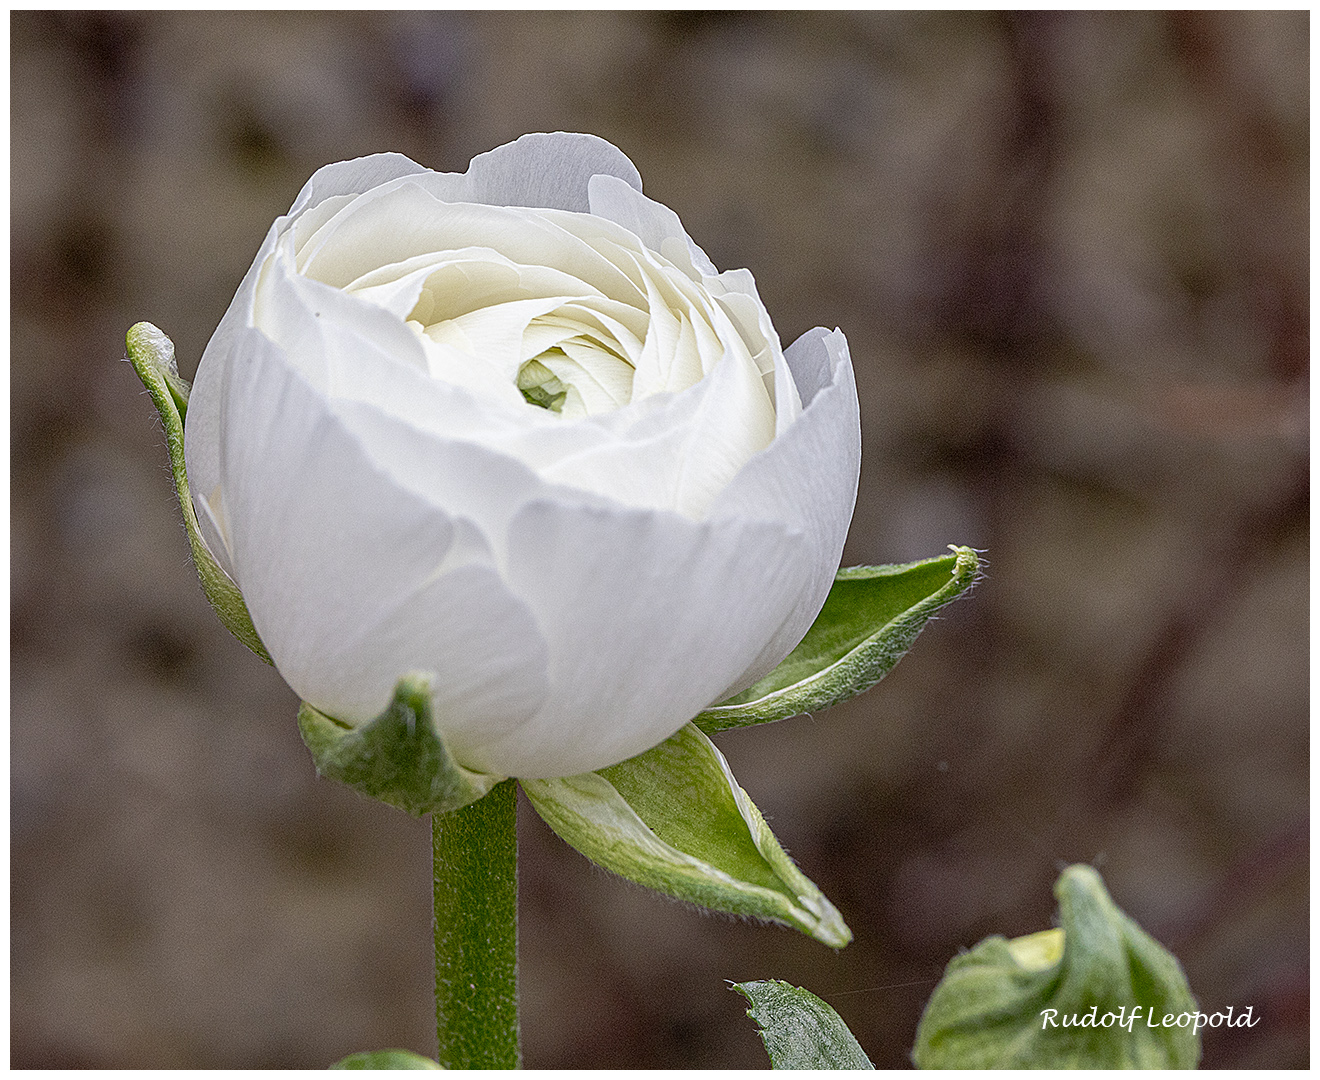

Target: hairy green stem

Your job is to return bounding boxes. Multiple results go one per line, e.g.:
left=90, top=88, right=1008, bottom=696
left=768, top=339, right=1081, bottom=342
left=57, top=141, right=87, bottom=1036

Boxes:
left=433, top=779, right=520, bottom=1068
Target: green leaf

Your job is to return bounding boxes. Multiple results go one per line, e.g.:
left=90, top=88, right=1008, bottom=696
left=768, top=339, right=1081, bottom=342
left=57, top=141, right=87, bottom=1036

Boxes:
left=125, top=322, right=272, bottom=664
left=913, top=864, right=1201, bottom=1069
left=521, top=723, right=850, bottom=947
left=734, top=979, right=874, bottom=1069
left=298, top=675, right=503, bottom=817
left=695, top=547, right=980, bottom=734
left=330, top=1049, right=443, bottom=1069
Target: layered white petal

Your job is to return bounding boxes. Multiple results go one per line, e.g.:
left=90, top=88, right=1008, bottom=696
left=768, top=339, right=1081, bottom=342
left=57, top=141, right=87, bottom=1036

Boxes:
left=187, top=154, right=430, bottom=506
left=185, top=218, right=278, bottom=510
left=286, top=152, right=432, bottom=218
left=479, top=501, right=811, bottom=777
left=587, top=172, right=719, bottom=280
left=216, top=327, right=550, bottom=755
left=708, top=328, right=861, bottom=695
left=459, top=131, right=642, bottom=212
left=296, top=183, right=646, bottom=300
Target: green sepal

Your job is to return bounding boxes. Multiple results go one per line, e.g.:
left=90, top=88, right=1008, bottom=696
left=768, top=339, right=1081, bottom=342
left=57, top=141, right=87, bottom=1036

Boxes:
left=913, top=864, right=1201, bottom=1069
left=695, top=546, right=979, bottom=734
left=330, top=1049, right=443, bottom=1069
left=125, top=322, right=272, bottom=664
left=521, top=723, right=850, bottom=948
left=733, top=979, right=874, bottom=1069
left=298, top=675, right=503, bottom=817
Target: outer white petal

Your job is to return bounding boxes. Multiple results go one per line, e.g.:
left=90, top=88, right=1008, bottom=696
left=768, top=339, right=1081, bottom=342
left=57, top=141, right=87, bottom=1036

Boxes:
left=215, top=326, right=550, bottom=765
left=707, top=327, right=861, bottom=695
left=460, top=131, right=642, bottom=211
left=465, top=500, right=814, bottom=778
left=322, top=393, right=581, bottom=567
left=258, top=240, right=432, bottom=390
left=291, top=135, right=640, bottom=218
left=587, top=173, right=719, bottom=279
left=192, top=488, right=235, bottom=579
left=185, top=220, right=279, bottom=514
left=189, top=155, right=435, bottom=503
left=246, top=338, right=817, bottom=778
left=287, top=152, right=431, bottom=217
left=782, top=324, right=845, bottom=409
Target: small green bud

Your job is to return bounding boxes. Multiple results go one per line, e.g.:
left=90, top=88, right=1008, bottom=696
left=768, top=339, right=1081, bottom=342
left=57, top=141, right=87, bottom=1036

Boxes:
left=330, top=1049, right=442, bottom=1069
left=516, top=355, right=568, bottom=411
left=913, top=864, right=1200, bottom=1069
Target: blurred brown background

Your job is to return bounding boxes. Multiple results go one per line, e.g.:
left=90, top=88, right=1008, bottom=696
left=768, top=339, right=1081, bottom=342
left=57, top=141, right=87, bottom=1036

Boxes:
left=11, top=10, right=1308, bottom=1069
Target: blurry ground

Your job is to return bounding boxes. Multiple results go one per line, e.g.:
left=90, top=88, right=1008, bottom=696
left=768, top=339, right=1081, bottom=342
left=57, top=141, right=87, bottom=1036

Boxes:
left=11, top=10, right=1308, bottom=1069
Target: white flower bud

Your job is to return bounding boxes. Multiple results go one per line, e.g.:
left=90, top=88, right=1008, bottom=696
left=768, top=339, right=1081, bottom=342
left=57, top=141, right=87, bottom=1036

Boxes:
left=182, top=133, right=860, bottom=778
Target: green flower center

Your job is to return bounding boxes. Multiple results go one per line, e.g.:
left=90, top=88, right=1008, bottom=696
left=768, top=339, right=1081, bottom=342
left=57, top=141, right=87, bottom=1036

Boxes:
left=516, top=353, right=569, bottom=412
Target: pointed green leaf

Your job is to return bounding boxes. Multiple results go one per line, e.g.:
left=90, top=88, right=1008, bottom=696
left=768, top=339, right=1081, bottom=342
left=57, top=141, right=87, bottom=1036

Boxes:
left=734, top=979, right=874, bottom=1069
left=330, top=1049, right=443, bottom=1069
left=125, top=322, right=272, bottom=664
left=298, top=675, right=503, bottom=817
left=696, top=546, right=980, bottom=734
left=913, top=864, right=1201, bottom=1069
left=521, top=723, right=850, bottom=947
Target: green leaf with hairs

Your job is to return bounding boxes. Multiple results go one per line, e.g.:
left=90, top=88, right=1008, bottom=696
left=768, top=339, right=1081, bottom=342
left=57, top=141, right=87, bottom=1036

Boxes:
left=695, top=547, right=980, bottom=734
left=522, top=723, right=850, bottom=948
left=734, top=979, right=874, bottom=1069
left=125, top=322, right=271, bottom=663
left=298, top=674, right=502, bottom=816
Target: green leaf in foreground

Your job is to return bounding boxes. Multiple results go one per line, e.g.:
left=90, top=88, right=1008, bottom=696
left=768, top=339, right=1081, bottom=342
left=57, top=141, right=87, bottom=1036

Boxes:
left=125, top=322, right=271, bottom=663
left=734, top=979, right=874, bottom=1069
left=696, top=546, right=979, bottom=734
left=330, top=1049, right=442, bottom=1069
left=522, top=723, right=850, bottom=947
left=913, top=864, right=1201, bottom=1069
left=298, top=675, right=503, bottom=816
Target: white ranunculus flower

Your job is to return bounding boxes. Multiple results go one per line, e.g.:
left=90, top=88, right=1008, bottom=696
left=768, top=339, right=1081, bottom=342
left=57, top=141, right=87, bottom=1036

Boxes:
left=184, top=132, right=860, bottom=779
